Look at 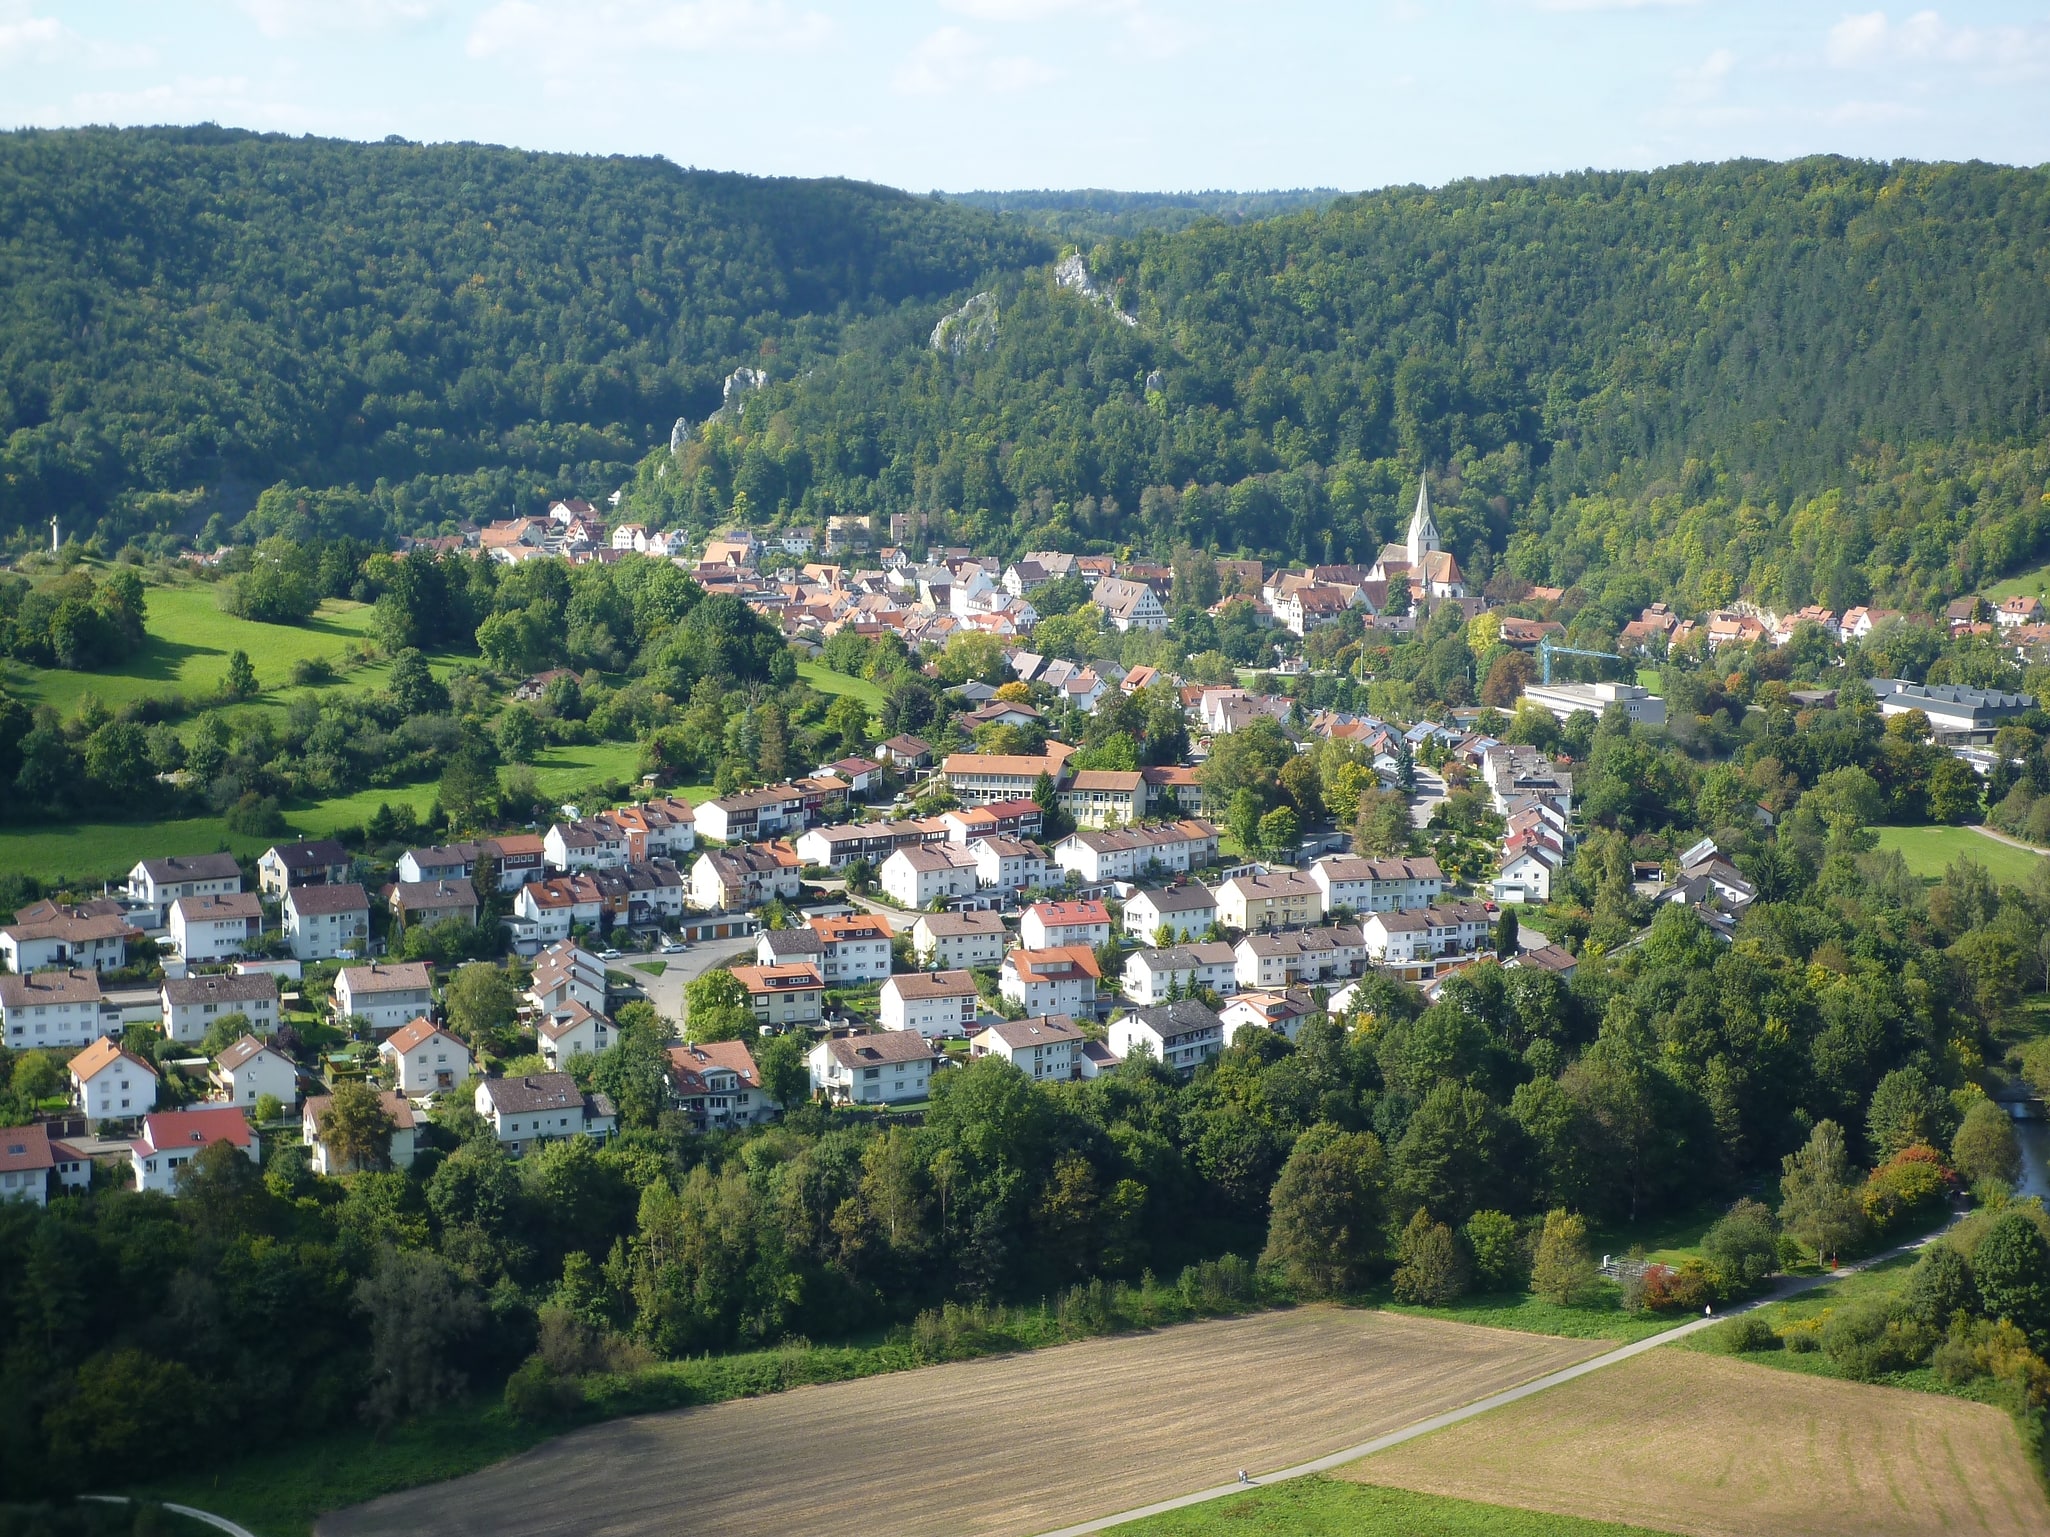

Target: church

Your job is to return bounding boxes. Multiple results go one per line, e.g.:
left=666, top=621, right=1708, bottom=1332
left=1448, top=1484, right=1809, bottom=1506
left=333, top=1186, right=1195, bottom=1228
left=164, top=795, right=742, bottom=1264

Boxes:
left=1367, top=479, right=1466, bottom=600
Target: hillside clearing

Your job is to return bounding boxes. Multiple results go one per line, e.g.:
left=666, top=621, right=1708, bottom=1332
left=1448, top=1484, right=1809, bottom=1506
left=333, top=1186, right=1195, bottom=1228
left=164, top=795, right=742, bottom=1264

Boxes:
left=1347, top=1348, right=2050, bottom=1537
left=797, top=660, right=887, bottom=711
left=317, top=1308, right=1608, bottom=1537
left=1872, top=824, right=2046, bottom=885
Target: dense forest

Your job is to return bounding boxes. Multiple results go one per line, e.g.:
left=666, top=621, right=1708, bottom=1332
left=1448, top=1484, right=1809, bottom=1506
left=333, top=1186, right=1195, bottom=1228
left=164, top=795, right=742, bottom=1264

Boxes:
left=942, top=187, right=1346, bottom=242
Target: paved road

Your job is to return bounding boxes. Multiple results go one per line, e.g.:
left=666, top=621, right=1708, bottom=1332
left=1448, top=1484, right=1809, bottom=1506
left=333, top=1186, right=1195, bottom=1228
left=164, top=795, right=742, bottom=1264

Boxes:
left=1970, top=824, right=2050, bottom=859
left=619, top=935, right=759, bottom=1031
left=1038, top=1222, right=1958, bottom=1537
left=1409, top=766, right=1448, bottom=829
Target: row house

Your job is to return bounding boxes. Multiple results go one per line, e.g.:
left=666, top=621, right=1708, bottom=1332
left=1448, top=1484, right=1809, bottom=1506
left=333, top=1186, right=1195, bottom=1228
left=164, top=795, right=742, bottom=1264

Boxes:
left=381, top=1017, right=472, bottom=1095
left=731, top=963, right=826, bottom=1030
left=911, top=910, right=1008, bottom=970
left=809, top=1031, right=934, bottom=1106
left=127, top=852, right=243, bottom=927
left=388, top=878, right=479, bottom=932
left=970, top=835, right=1049, bottom=892
left=880, top=970, right=981, bottom=1038
left=1122, top=884, right=1218, bottom=944
left=939, top=743, right=1076, bottom=806
left=1000, top=945, right=1101, bottom=1017
left=526, top=940, right=608, bottom=1017
left=690, top=845, right=804, bottom=912
left=256, top=839, right=353, bottom=897
left=0, top=901, right=141, bottom=975
left=1020, top=900, right=1110, bottom=952
left=1220, top=990, right=1313, bottom=1046
left=1059, top=770, right=1148, bottom=828
left=1215, top=871, right=1323, bottom=933
left=795, top=817, right=947, bottom=870
left=666, top=1041, right=777, bottom=1131
left=593, top=860, right=689, bottom=929
left=940, top=799, right=1045, bottom=845
left=545, top=818, right=629, bottom=873
left=1361, top=903, right=1496, bottom=980
left=515, top=874, right=605, bottom=944
left=610, top=797, right=698, bottom=861
left=1053, top=820, right=1221, bottom=884
left=972, top=1015, right=1084, bottom=1081
left=1120, top=941, right=1239, bottom=1004
left=1109, top=999, right=1224, bottom=1075
left=693, top=784, right=813, bottom=844
left=1306, top=855, right=1443, bottom=915
left=1233, top=924, right=1368, bottom=989
left=482, top=833, right=549, bottom=892
left=397, top=843, right=480, bottom=885
left=881, top=843, right=980, bottom=908
left=1138, top=765, right=1205, bottom=816
left=160, top=972, right=278, bottom=1044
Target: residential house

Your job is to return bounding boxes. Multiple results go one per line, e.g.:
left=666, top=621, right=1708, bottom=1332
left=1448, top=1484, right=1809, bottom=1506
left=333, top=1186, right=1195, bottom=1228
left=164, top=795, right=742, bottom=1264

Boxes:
left=1122, top=884, right=1218, bottom=944
left=526, top=940, right=609, bottom=1018
left=2, top=969, right=115, bottom=1051
left=160, top=972, right=279, bottom=1045
left=1233, top=925, right=1368, bottom=989
left=808, top=1031, right=935, bottom=1105
left=730, top=963, right=826, bottom=1030
left=388, top=878, right=479, bottom=932
left=126, top=852, right=243, bottom=927
left=1109, top=999, right=1225, bottom=1075
left=878, top=735, right=933, bottom=769
left=1307, top=855, right=1443, bottom=916
left=609, top=797, right=698, bottom=861
left=513, top=874, right=604, bottom=945
left=940, top=744, right=1077, bottom=806
left=690, top=845, right=804, bottom=912
left=302, top=1091, right=418, bottom=1174
left=808, top=914, right=895, bottom=983
left=396, top=843, right=479, bottom=885
left=1093, top=577, right=1170, bottom=633
left=1053, top=821, right=1220, bottom=884
left=282, top=882, right=371, bottom=961
left=334, top=961, right=435, bottom=1035
left=170, top=892, right=264, bottom=962
left=1215, top=872, right=1324, bottom=933
left=480, top=833, right=549, bottom=891
left=0, top=902, right=140, bottom=975
left=972, top=1015, right=1083, bottom=1080
left=911, top=910, right=1008, bottom=969
left=545, top=819, right=629, bottom=873
left=1361, top=902, right=1495, bottom=980
left=379, top=1017, right=472, bottom=1095
left=1000, top=946, right=1101, bottom=1016
left=941, top=800, right=1046, bottom=845
left=537, top=1000, right=614, bottom=1069
left=1219, top=991, right=1312, bottom=1046
left=0, top=1123, right=91, bottom=1206
left=1506, top=943, right=1580, bottom=982
left=1138, top=766, right=1205, bottom=817
left=693, top=785, right=811, bottom=844
left=881, top=843, right=980, bottom=908
left=475, top=1074, right=617, bottom=1155
left=880, top=970, right=981, bottom=1038
left=69, top=1037, right=158, bottom=1125
left=968, top=835, right=1049, bottom=893
left=795, top=817, right=947, bottom=870
left=131, top=1106, right=259, bottom=1195
left=211, top=1037, right=300, bottom=1110
left=755, top=926, right=825, bottom=969
left=256, top=840, right=352, bottom=897
left=1059, top=771, right=1148, bottom=829
left=1120, top=942, right=1239, bottom=1004
left=1493, top=845, right=1562, bottom=904
left=666, top=1041, right=777, bottom=1131
left=1020, top=900, right=1111, bottom=952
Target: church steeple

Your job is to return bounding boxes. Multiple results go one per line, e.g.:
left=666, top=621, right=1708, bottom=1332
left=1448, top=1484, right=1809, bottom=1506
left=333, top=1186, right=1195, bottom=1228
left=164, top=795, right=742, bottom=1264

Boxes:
left=1405, top=476, right=1439, bottom=567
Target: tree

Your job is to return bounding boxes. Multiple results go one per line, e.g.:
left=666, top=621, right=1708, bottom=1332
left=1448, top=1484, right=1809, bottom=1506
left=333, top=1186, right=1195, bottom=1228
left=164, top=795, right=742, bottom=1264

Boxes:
left=1530, top=1208, right=1598, bottom=1305
left=323, top=1079, right=397, bottom=1173
left=444, top=963, right=521, bottom=1056
left=222, top=649, right=259, bottom=701
left=388, top=648, right=449, bottom=716
left=1973, top=1212, right=2050, bottom=1349
left=1495, top=908, right=1519, bottom=956
left=755, top=1029, right=811, bottom=1109
left=590, top=1004, right=670, bottom=1129
left=496, top=704, right=543, bottom=764
left=199, top=1011, right=257, bottom=1058
left=1866, top=1067, right=1951, bottom=1159
left=1700, top=1197, right=1779, bottom=1291
left=1951, top=1100, right=2022, bottom=1187
left=1928, top=756, right=1982, bottom=825
left=438, top=744, right=500, bottom=832
left=826, top=692, right=871, bottom=755
left=221, top=537, right=319, bottom=624
left=1356, top=787, right=1414, bottom=857
left=685, top=968, right=752, bottom=1042
left=1256, top=805, right=1300, bottom=856
left=1462, top=1210, right=1527, bottom=1292
left=1228, top=787, right=1263, bottom=854
left=356, top=1247, right=486, bottom=1426
left=1902, top=1242, right=1979, bottom=1329
left=83, top=721, right=153, bottom=801
left=1391, top=1209, right=1470, bottom=1305
left=1260, top=1123, right=1388, bottom=1296
left=1778, top=1119, right=1867, bottom=1263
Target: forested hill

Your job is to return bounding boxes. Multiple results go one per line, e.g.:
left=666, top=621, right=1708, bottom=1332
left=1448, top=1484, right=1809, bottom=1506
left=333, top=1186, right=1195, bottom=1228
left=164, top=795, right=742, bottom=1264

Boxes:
left=0, top=126, right=1050, bottom=543
left=640, top=157, right=2050, bottom=612
left=944, top=187, right=1347, bottom=242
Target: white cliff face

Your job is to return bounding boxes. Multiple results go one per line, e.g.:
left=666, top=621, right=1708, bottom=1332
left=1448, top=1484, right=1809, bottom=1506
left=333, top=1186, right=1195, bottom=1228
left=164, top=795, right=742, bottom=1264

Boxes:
left=1145, top=368, right=1164, bottom=395
left=722, top=366, right=768, bottom=403
left=1053, top=252, right=1137, bottom=327
left=669, top=416, right=691, bottom=453
left=930, top=291, right=999, bottom=354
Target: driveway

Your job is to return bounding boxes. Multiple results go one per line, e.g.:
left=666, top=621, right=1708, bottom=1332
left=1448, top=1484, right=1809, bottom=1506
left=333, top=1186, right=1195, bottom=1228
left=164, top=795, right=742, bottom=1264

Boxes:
left=1409, top=766, right=1448, bottom=829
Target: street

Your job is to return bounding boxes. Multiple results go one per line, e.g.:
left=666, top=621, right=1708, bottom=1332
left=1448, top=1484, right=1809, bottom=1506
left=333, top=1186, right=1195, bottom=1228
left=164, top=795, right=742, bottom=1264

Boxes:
left=617, top=934, right=760, bottom=1032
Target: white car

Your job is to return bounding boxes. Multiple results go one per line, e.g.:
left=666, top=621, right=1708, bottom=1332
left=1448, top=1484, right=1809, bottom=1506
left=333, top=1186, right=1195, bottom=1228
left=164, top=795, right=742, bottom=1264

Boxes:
left=599, top=948, right=622, bottom=961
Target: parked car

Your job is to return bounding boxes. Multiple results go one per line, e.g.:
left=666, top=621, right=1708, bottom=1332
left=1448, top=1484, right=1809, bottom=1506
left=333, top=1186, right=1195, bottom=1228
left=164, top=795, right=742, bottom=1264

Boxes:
left=599, top=948, right=622, bottom=960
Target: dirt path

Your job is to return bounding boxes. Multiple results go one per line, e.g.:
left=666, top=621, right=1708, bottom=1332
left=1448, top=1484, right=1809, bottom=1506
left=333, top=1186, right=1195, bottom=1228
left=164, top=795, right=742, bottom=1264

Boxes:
left=1349, top=1349, right=2050, bottom=1537
left=317, top=1308, right=1605, bottom=1537
left=1970, top=823, right=2050, bottom=858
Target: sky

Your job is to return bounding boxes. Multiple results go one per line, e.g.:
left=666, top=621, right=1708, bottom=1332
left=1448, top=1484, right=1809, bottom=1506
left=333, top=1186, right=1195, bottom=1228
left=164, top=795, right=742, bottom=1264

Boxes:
left=1, top=1, right=2046, bottom=192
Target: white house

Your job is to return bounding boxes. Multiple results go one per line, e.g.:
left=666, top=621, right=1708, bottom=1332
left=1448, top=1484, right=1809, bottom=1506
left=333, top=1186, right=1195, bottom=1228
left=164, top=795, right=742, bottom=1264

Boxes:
left=1053, top=821, right=1220, bottom=884
left=256, top=840, right=353, bottom=896
left=68, top=1037, right=158, bottom=1125
left=969, top=835, right=1049, bottom=893
left=1109, top=1000, right=1225, bottom=1075
left=690, top=846, right=803, bottom=912
left=1362, top=902, right=1495, bottom=979
left=160, top=972, right=279, bottom=1045
left=808, top=1031, right=935, bottom=1105
left=379, top=1017, right=472, bottom=1096
left=1000, top=946, right=1101, bottom=1017
left=475, top=1073, right=618, bottom=1155
left=972, top=1015, right=1083, bottom=1080
left=1220, top=991, right=1311, bottom=1046
left=302, top=1091, right=418, bottom=1175
left=1214, top=872, right=1324, bottom=933
left=1093, top=577, right=1169, bottom=632
left=1, top=969, right=114, bottom=1051
left=525, top=941, right=608, bottom=1017
left=1493, top=846, right=1561, bottom=905
left=1233, top=925, right=1368, bottom=990
left=1122, top=884, right=1218, bottom=945
left=0, top=1123, right=91, bottom=1207
left=130, top=1106, right=259, bottom=1195
left=1307, top=855, right=1444, bottom=915
left=911, top=911, right=1008, bottom=969
left=514, top=876, right=602, bottom=945
left=0, top=902, right=139, bottom=975
left=537, top=1000, right=614, bottom=1068
left=281, top=882, right=372, bottom=961
left=126, top=852, right=242, bottom=927
left=211, top=1036, right=300, bottom=1110
left=334, top=961, right=435, bottom=1035
left=807, top=913, right=895, bottom=983
left=545, top=819, right=628, bottom=873
left=1020, top=900, right=1111, bottom=952
left=882, top=843, right=980, bottom=908
left=169, top=892, right=264, bottom=962
left=730, top=964, right=827, bottom=1030
left=1120, top=942, right=1239, bottom=1004
left=880, top=971, right=981, bottom=1038
left=666, top=1041, right=778, bottom=1132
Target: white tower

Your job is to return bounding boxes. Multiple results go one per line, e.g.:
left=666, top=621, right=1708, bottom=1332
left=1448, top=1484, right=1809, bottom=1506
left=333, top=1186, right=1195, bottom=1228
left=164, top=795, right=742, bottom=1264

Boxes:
left=1405, top=477, right=1439, bottom=567
left=50, top=515, right=59, bottom=553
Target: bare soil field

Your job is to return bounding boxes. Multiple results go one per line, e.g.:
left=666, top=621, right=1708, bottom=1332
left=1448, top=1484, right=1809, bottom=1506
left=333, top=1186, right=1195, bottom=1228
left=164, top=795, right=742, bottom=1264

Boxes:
left=1348, top=1348, right=2050, bottom=1537
left=319, top=1307, right=1606, bottom=1537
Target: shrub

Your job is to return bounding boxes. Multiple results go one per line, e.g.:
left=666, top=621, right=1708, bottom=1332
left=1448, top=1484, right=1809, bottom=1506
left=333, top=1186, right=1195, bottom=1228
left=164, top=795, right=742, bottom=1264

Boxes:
left=1531, top=1208, right=1599, bottom=1305
left=1391, top=1210, right=1471, bottom=1306
left=1780, top=1319, right=1823, bottom=1353
left=1951, top=1101, right=2022, bottom=1188
left=1461, top=1209, right=1527, bottom=1292
left=1700, top=1197, right=1779, bottom=1294
left=1902, top=1242, right=1980, bottom=1329
left=1859, top=1143, right=1954, bottom=1237
left=504, top=1354, right=585, bottom=1424
left=1932, top=1316, right=2050, bottom=1412
left=290, top=656, right=337, bottom=686
left=1711, top=1313, right=1780, bottom=1353
left=1820, top=1298, right=1938, bottom=1380
left=1642, top=1259, right=1718, bottom=1313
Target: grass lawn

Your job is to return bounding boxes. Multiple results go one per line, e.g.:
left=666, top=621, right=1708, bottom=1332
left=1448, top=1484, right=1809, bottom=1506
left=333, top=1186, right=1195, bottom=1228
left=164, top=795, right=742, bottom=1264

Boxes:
left=1377, top=1289, right=1670, bottom=1345
left=630, top=961, right=667, bottom=976
left=797, top=660, right=886, bottom=712
left=1117, top=1478, right=1674, bottom=1537
left=1634, top=667, right=1661, bottom=694
left=0, top=815, right=270, bottom=887
left=1987, top=558, right=2050, bottom=602
left=1872, top=824, right=2047, bottom=886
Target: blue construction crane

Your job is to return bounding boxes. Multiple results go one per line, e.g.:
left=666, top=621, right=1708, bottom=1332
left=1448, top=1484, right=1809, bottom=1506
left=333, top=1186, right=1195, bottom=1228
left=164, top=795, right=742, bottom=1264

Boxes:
left=1538, top=637, right=1629, bottom=685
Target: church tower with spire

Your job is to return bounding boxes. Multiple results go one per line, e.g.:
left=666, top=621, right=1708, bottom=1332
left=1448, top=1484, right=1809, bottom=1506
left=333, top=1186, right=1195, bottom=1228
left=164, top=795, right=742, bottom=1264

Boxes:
left=1405, top=477, right=1440, bottom=568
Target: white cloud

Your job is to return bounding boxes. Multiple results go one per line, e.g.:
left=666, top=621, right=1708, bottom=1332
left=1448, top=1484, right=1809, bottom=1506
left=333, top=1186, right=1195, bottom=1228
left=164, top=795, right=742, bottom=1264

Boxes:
left=1826, top=10, right=2050, bottom=75
left=0, top=3, right=65, bottom=62
left=893, top=24, right=1056, bottom=95
left=467, top=0, right=832, bottom=67
left=64, top=74, right=333, bottom=132
left=1673, top=45, right=1736, bottom=102
left=238, top=0, right=441, bottom=39
left=940, top=0, right=1197, bottom=57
